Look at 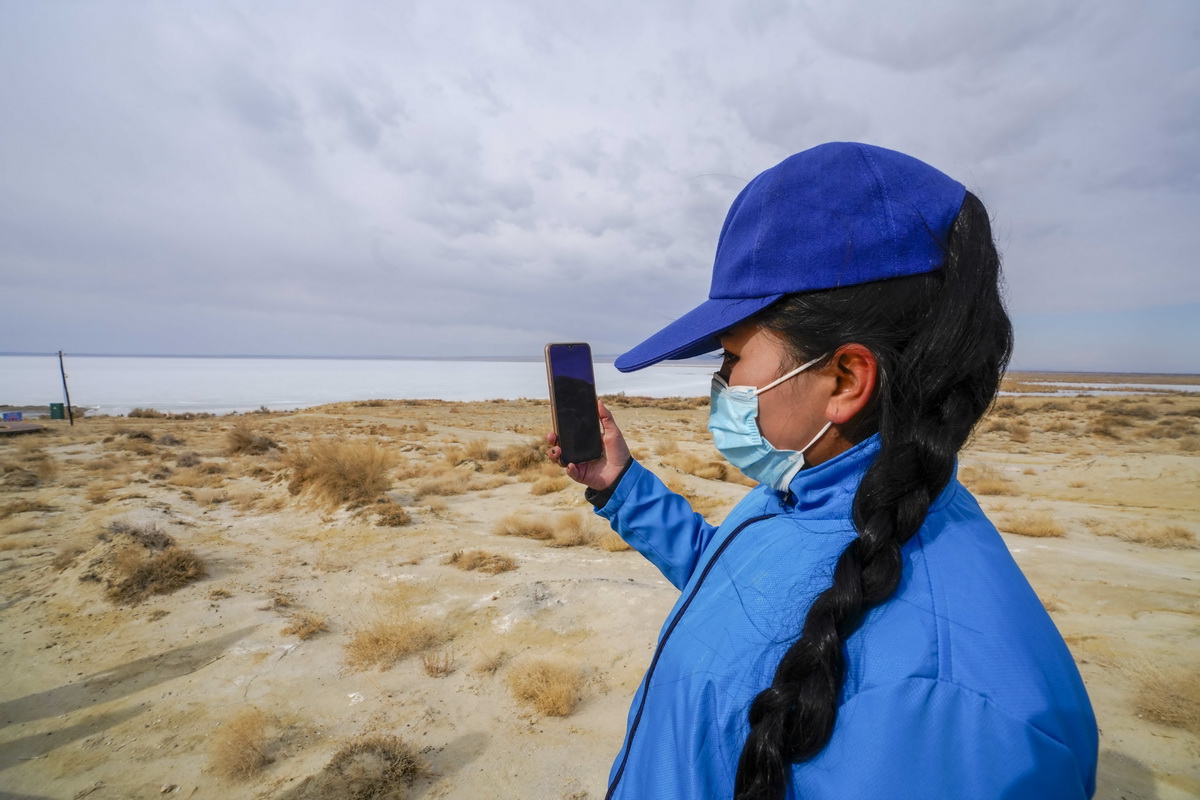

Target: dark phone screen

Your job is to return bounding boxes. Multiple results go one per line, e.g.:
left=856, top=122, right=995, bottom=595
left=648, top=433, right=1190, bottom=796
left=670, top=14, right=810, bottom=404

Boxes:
left=546, top=343, right=603, bottom=464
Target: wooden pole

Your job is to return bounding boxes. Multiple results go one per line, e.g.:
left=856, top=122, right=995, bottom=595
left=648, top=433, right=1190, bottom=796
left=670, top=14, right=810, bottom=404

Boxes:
left=58, top=350, right=74, bottom=426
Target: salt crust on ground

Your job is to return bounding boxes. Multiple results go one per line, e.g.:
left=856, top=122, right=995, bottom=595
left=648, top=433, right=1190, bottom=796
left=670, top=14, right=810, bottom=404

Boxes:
left=1, top=390, right=1198, bottom=799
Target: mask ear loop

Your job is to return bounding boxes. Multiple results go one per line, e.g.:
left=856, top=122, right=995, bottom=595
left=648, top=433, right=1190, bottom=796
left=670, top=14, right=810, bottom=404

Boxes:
left=798, top=420, right=834, bottom=455
left=753, top=353, right=826, bottom=396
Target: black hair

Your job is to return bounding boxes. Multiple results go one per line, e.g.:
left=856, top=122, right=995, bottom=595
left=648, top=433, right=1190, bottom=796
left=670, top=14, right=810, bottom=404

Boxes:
left=733, top=192, right=1013, bottom=799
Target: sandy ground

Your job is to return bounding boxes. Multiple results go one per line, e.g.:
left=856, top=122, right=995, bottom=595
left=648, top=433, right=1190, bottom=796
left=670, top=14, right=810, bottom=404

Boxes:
left=1, top=388, right=1198, bottom=799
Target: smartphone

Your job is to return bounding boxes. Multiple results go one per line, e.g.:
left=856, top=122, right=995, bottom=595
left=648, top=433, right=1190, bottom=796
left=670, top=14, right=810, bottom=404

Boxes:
left=545, top=342, right=603, bottom=465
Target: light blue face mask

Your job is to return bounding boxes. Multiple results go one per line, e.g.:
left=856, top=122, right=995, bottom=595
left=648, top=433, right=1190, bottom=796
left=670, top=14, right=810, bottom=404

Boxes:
left=708, top=354, right=833, bottom=491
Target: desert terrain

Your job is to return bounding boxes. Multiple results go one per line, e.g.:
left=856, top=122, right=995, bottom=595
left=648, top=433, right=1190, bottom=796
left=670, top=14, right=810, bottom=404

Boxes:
left=1, top=384, right=1198, bottom=799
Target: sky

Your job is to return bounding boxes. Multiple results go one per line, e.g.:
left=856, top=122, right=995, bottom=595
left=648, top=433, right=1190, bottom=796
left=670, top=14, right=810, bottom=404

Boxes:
left=1, top=1, right=1197, bottom=372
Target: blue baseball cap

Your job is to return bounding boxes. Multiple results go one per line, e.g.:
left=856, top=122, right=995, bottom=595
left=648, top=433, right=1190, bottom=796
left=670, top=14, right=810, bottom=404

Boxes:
left=615, top=142, right=967, bottom=372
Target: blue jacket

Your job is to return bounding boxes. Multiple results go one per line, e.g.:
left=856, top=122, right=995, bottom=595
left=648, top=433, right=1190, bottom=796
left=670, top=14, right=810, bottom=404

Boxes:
left=595, top=436, right=1097, bottom=799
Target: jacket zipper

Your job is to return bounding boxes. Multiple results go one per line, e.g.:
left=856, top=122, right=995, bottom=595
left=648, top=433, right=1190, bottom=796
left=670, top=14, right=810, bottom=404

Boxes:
left=605, top=512, right=779, bottom=799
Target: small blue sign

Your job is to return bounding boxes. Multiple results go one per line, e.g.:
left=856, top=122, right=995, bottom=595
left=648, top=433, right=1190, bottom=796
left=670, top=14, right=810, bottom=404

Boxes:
left=2, top=412, right=23, bottom=422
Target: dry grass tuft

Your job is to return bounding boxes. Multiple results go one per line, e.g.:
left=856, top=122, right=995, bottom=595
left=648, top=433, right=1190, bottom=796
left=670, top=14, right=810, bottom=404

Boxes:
left=209, top=709, right=272, bottom=780
left=548, top=513, right=600, bottom=548
left=420, top=648, right=457, bottom=677
left=464, top=438, right=499, bottom=462
left=0, top=498, right=58, bottom=519
left=1093, top=522, right=1197, bottom=549
left=282, top=612, right=328, bottom=640
left=411, top=471, right=472, bottom=498
left=530, top=475, right=570, bottom=495
left=106, top=520, right=175, bottom=550
left=106, top=547, right=207, bottom=604
left=445, top=549, right=518, bottom=574
left=52, top=544, right=88, bottom=570
left=373, top=503, right=412, bottom=527
left=959, top=464, right=1018, bottom=496
left=1130, top=661, right=1200, bottom=736
left=654, top=437, right=679, bottom=455
left=506, top=658, right=584, bottom=716
left=598, top=531, right=632, bottom=552
left=286, top=440, right=396, bottom=508
left=1001, top=512, right=1066, bottom=538
left=473, top=650, right=508, bottom=676
left=345, top=616, right=444, bottom=671
left=227, top=422, right=279, bottom=455
left=316, top=735, right=429, bottom=798
left=494, top=513, right=554, bottom=540
left=492, top=441, right=545, bottom=475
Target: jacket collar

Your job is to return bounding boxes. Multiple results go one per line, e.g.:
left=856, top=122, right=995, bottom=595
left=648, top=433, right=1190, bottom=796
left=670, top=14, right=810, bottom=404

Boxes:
left=778, top=433, right=881, bottom=519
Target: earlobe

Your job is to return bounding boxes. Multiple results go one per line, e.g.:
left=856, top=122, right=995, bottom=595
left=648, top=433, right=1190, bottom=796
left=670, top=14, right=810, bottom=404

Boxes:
left=826, top=345, right=877, bottom=425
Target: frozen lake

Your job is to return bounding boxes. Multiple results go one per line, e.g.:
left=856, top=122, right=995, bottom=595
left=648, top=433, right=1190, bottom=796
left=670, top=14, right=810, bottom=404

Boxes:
left=1, top=354, right=717, bottom=416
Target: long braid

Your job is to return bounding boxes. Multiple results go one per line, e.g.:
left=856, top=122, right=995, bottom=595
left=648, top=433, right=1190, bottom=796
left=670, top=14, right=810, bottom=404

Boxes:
left=734, top=193, right=1013, bottom=799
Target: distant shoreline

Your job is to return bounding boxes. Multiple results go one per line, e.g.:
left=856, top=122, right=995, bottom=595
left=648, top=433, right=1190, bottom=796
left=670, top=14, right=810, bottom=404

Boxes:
left=3, top=353, right=1199, bottom=381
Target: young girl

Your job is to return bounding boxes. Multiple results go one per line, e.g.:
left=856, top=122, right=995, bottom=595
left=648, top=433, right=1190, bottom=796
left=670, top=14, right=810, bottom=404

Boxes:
left=547, top=142, right=1098, bottom=799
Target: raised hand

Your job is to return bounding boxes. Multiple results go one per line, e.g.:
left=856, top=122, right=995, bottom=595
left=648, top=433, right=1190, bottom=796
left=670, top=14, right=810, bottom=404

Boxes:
left=546, top=399, right=631, bottom=491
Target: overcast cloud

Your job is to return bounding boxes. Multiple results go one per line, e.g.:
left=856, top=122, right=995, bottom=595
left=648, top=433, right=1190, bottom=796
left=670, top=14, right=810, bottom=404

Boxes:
left=1, top=0, right=1197, bottom=372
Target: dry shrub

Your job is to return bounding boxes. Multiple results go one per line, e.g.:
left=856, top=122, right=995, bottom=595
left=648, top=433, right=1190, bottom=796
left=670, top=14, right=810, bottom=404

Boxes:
left=106, top=520, right=175, bottom=550
left=282, top=612, right=328, bottom=640
left=989, top=399, right=1020, bottom=417
left=0, top=538, right=35, bottom=552
left=464, top=438, right=499, bottom=462
left=286, top=440, right=396, bottom=508
left=654, top=437, right=679, bottom=455
left=1002, top=512, right=1065, bottom=538
left=664, top=452, right=731, bottom=482
left=107, top=547, right=207, bottom=604
left=493, top=441, right=545, bottom=475
left=959, top=465, right=1017, bottom=496
left=52, top=543, right=88, bottom=570
left=227, top=422, right=278, bottom=455
left=473, top=650, right=508, bottom=675
left=176, top=451, right=202, bottom=468
left=209, top=708, right=272, bottom=780
left=411, top=471, right=471, bottom=498
left=1130, top=661, right=1200, bottom=736
left=158, top=433, right=184, bottom=446
left=530, top=476, right=570, bottom=495
left=167, top=468, right=222, bottom=489
left=1009, top=422, right=1032, bottom=444
left=1179, top=436, right=1200, bottom=452
left=192, top=488, right=228, bottom=506
left=314, top=735, right=429, bottom=799
left=1094, top=522, right=1197, bottom=549
left=374, top=504, right=412, bottom=527
left=1044, top=419, right=1075, bottom=433
left=445, top=549, right=518, bottom=574
left=0, top=499, right=58, bottom=519
left=1087, top=416, right=1124, bottom=438
left=549, top=513, right=600, bottom=548
left=1110, top=403, right=1157, bottom=420
left=494, top=513, right=554, bottom=540
left=128, top=407, right=166, bottom=418
left=506, top=658, right=584, bottom=716
left=345, top=616, right=443, bottom=670
left=983, top=419, right=1010, bottom=434
left=598, top=531, right=632, bottom=552
left=420, top=648, right=456, bottom=677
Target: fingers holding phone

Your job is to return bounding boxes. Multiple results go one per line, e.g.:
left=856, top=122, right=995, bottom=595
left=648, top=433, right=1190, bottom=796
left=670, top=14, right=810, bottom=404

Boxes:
left=545, top=344, right=630, bottom=491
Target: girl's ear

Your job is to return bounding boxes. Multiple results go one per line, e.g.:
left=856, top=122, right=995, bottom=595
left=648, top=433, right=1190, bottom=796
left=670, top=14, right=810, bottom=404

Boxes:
left=826, top=344, right=876, bottom=425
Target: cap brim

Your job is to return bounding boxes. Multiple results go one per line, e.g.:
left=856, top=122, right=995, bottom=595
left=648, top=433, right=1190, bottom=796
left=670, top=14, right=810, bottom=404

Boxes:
left=614, top=294, right=783, bottom=372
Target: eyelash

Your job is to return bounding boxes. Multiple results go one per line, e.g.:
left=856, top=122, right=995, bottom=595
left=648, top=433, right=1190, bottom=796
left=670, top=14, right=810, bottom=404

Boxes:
left=720, top=350, right=738, bottom=365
